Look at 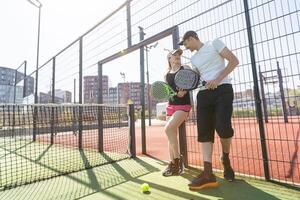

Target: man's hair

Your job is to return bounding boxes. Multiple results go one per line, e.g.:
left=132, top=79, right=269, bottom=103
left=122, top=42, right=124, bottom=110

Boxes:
left=178, top=30, right=199, bottom=45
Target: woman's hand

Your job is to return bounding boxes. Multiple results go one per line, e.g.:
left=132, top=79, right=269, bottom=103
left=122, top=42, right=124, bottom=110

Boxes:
left=176, top=88, right=187, bottom=97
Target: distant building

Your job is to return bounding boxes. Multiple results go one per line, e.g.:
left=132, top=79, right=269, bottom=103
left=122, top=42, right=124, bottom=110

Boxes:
left=117, top=82, right=157, bottom=110
left=0, top=66, right=34, bottom=103
left=39, top=92, right=64, bottom=103
left=55, top=89, right=72, bottom=103
left=108, top=87, right=118, bottom=104
left=118, top=82, right=130, bottom=104
left=84, top=75, right=108, bottom=103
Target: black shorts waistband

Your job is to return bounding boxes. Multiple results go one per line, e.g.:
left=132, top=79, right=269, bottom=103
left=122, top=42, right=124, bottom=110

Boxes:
left=197, top=83, right=232, bottom=94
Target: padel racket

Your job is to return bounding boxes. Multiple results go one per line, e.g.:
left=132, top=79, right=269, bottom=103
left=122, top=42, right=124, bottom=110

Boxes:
left=151, top=81, right=176, bottom=101
left=174, top=69, right=206, bottom=90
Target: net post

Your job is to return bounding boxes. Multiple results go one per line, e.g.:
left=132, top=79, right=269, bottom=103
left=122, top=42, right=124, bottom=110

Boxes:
left=129, top=102, right=136, bottom=158
left=97, top=62, right=104, bottom=152
left=78, top=37, right=83, bottom=149
left=33, top=70, right=38, bottom=142
left=277, top=61, right=288, bottom=123
left=33, top=48, right=39, bottom=140
left=13, top=68, right=17, bottom=104
left=12, top=68, right=17, bottom=136
left=51, top=57, right=55, bottom=144
left=243, top=0, right=270, bottom=180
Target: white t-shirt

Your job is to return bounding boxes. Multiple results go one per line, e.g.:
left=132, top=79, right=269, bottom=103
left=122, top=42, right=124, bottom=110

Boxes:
left=190, top=39, right=231, bottom=90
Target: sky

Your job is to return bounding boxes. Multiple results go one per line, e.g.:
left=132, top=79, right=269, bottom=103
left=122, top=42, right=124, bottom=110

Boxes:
left=1, top=0, right=299, bottom=95
left=0, top=0, right=125, bottom=72
left=0, top=0, right=174, bottom=92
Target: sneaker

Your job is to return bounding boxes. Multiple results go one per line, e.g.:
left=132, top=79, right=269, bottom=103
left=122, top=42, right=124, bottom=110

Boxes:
left=188, top=172, right=219, bottom=190
left=220, top=156, right=235, bottom=181
left=173, top=157, right=182, bottom=175
left=162, top=158, right=182, bottom=177
left=162, top=162, right=174, bottom=177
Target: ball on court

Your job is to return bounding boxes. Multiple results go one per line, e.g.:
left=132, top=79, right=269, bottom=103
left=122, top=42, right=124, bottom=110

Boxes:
left=141, top=183, right=150, bottom=193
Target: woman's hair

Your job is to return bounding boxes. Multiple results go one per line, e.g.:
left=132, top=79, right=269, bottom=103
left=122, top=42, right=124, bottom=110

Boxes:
left=167, top=59, right=172, bottom=71
left=164, top=57, right=172, bottom=81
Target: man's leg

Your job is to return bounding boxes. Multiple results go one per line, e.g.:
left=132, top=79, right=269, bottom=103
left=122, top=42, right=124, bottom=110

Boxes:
left=202, top=142, right=213, bottom=163
left=216, top=84, right=235, bottom=181
left=220, top=138, right=231, bottom=154
left=188, top=91, right=219, bottom=190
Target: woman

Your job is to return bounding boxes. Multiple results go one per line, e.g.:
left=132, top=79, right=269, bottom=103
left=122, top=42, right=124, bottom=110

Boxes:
left=163, top=48, right=192, bottom=177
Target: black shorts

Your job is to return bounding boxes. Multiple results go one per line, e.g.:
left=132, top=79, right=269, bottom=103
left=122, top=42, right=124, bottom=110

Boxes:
left=196, top=84, right=234, bottom=143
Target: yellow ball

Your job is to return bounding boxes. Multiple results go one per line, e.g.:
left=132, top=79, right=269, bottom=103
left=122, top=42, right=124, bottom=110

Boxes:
left=141, top=183, right=150, bottom=193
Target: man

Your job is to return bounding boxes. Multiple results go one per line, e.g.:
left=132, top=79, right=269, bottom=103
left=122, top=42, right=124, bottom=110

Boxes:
left=178, top=31, right=239, bottom=190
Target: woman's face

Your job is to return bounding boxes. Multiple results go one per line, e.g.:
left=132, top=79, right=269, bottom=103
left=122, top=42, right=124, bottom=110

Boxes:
left=169, top=52, right=181, bottom=67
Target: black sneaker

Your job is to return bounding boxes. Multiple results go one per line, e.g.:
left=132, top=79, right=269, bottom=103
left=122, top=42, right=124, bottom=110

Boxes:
left=188, top=172, right=219, bottom=190
left=163, top=158, right=182, bottom=177
left=162, top=162, right=174, bottom=177
left=220, top=156, right=235, bottom=181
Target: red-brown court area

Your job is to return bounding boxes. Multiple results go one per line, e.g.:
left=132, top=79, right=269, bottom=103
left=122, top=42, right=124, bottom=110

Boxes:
left=37, top=116, right=300, bottom=186
left=136, top=117, right=300, bottom=186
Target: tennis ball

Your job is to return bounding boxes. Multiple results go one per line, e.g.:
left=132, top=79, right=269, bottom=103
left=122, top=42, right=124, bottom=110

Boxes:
left=141, top=183, right=150, bottom=193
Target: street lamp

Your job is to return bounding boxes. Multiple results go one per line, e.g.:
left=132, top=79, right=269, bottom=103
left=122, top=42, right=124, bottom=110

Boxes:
left=120, top=72, right=126, bottom=83
left=27, top=0, right=42, bottom=103
left=119, top=72, right=126, bottom=104
left=145, top=42, right=158, bottom=126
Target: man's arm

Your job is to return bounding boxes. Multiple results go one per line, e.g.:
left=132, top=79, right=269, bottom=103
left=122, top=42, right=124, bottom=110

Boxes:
left=206, top=47, right=239, bottom=89
left=216, top=47, right=239, bottom=82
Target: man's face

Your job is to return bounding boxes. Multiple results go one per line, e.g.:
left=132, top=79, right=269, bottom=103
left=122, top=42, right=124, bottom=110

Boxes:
left=183, top=37, right=196, bottom=51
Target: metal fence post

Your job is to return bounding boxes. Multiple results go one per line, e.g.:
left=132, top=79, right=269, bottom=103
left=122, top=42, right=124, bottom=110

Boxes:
left=139, top=26, right=146, bottom=154
left=13, top=69, right=18, bottom=104
left=51, top=57, right=55, bottom=144
left=126, top=0, right=132, bottom=48
left=243, top=0, right=270, bottom=180
left=78, top=37, right=83, bottom=149
left=129, top=103, right=136, bottom=158
left=259, top=65, right=269, bottom=123
left=172, top=25, right=188, bottom=166
left=12, top=69, right=17, bottom=137
left=277, top=61, right=288, bottom=123
left=33, top=68, right=38, bottom=142
left=97, top=62, right=104, bottom=152
left=23, top=61, right=27, bottom=98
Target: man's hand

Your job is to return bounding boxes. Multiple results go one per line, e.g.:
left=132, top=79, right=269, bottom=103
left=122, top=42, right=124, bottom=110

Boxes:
left=176, top=88, right=187, bottom=97
left=206, top=79, right=220, bottom=90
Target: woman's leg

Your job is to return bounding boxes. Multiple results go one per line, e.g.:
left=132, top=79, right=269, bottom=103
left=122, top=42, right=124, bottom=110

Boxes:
left=165, top=116, right=174, bottom=161
left=164, top=110, right=189, bottom=161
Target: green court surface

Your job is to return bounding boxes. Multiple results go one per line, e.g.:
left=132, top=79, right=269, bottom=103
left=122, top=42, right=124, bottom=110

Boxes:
left=0, top=137, right=129, bottom=189
left=0, top=156, right=299, bottom=200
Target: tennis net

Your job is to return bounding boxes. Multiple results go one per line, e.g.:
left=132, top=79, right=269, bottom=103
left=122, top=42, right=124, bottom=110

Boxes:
left=0, top=104, right=135, bottom=190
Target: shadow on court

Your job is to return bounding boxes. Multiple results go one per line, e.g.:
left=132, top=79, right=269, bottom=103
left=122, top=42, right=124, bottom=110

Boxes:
left=181, top=167, right=284, bottom=200
left=0, top=156, right=298, bottom=200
